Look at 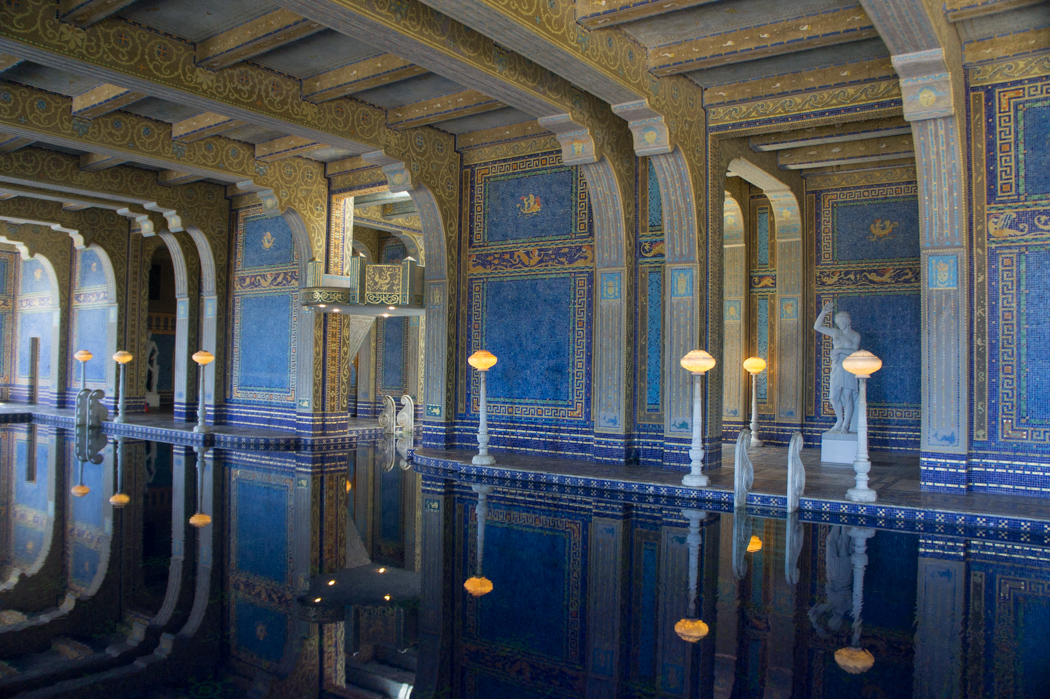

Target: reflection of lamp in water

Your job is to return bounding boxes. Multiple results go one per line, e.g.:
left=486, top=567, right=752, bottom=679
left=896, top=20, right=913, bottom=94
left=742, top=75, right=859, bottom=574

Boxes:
left=191, top=350, right=214, bottom=434
left=109, top=436, right=129, bottom=508
left=71, top=458, right=90, bottom=497
left=842, top=350, right=881, bottom=503
left=112, top=351, right=133, bottom=424
left=468, top=350, right=497, bottom=466
left=74, top=349, right=93, bottom=393
left=189, top=447, right=211, bottom=528
left=747, top=535, right=762, bottom=553
left=680, top=350, right=716, bottom=487
left=743, top=357, right=766, bottom=448
left=675, top=508, right=709, bottom=642
left=835, top=527, right=876, bottom=674
left=463, top=484, right=494, bottom=597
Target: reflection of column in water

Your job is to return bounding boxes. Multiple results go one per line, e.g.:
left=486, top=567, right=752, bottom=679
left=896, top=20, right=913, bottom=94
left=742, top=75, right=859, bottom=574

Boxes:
left=834, top=527, right=876, bottom=675
left=674, top=508, right=709, bottom=642
left=463, top=484, right=493, bottom=597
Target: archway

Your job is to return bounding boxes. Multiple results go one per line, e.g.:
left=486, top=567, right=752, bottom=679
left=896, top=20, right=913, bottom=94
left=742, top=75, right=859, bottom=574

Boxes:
left=67, top=244, right=119, bottom=407
left=144, top=245, right=178, bottom=413
left=722, top=190, right=747, bottom=429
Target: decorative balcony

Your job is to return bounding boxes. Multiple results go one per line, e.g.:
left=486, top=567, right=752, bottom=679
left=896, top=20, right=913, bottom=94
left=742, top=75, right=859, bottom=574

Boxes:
left=300, top=256, right=424, bottom=316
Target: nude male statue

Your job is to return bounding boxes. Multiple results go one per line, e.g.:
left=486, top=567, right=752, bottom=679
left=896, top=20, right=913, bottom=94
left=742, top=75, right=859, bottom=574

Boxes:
left=814, top=301, right=860, bottom=433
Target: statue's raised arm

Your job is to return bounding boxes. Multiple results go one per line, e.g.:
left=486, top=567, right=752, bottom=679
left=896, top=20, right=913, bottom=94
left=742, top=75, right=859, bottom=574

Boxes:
left=814, top=301, right=836, bottom=336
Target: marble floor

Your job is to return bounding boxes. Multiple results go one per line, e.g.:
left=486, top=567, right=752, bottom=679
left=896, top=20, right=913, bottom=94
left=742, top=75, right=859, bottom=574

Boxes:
left=414, top=444, right=1050, bottom=522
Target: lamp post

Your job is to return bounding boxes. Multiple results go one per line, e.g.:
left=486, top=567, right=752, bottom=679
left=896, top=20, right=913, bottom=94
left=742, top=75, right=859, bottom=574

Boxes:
left=842, top=350, right=882, bottom=503
left=112, top=351, right=132, bottom=423
left=680, top=349, right=717, bottom=487
left=73, top=349, right=93, bottom=393
left=191, top=350, right=214, bottom=434
left=468, top=350, right=498, bottom=466
left=109, top=436, right=129, bottom=508
left=463, top=484, right=494, bottom=598
left=743, top=357, right=766, bottom=448
left=675, top=508, right=709, bottom=643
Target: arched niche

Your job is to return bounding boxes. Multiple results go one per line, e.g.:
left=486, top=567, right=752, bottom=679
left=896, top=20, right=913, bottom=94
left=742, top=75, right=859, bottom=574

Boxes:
left=13, top=252, right=62, bottom=406
left=68, top=244, right=119, bottom=404
left=726, top=158, right=804, bottom=428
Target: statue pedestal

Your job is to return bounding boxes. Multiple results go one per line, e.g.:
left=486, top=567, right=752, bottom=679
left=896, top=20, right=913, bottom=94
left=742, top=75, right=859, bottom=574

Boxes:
left=145, top=391, right=160, bottom=408
left=821, top=431, right=857, bottom=464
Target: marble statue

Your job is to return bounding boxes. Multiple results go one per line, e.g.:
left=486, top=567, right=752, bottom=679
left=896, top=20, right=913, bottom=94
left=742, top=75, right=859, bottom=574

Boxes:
left=145, top=332, right=160, bottom=408
left=814, top=302, right=860, bottom=433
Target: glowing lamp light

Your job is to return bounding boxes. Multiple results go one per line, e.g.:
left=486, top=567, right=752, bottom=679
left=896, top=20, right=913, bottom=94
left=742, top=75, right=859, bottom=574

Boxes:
left=743, top=357, right=767, bottom=375
left=835, top=647, right=875, bottom=674
left=378, top=568, right=386, bottom=573
left=346, top=481, right=352, bottom=493
left=74, top=350, right=93, bottom=363
left=109, top=493, right=130, bottom=508
left=113, top=351, right=133, bottom=364
left=468, top=350, right=498, bottom=371
left=189, top=512, right=212, bottom=528
left=383, top=595, right=392, bottom=601
left=842, top=350, right=882, bottom=378
left=318, top=304, right=326, bottom=308
left=674, top=618, right=709, bottom=643
left=191, top=350, right=214, bottom=366
left=71, top=484, right=90, bottom=497
left=747, top=535, right=763, bottom=553
left=328, top=580, right=336, bottom=586
left=314, top=597, right=322, bottom=603
left=680, top=349, right=716, bottom=374
left=463, top=576, right=494, bottom=598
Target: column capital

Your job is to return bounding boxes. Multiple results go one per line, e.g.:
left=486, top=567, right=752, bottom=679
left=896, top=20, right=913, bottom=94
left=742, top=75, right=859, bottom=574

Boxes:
left=891, top=49, right=955, bottom=122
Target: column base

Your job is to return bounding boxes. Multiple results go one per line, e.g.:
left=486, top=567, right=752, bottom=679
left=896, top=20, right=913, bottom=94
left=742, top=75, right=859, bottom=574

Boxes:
left=845, top=487, right=877, bottom=503
left=749, top=436, right=763, bottom=448
left=472, top=453, right=495, bottom=466
left=193, top=424, right=211, bottom=434
left=682, top=472, right=709, bottom=487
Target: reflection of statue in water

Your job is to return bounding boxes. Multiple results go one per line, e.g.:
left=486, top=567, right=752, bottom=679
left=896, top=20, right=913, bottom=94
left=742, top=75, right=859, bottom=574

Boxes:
left=808, top=525, right=853, bottom=636
left=814, top=302, right=860, bottom=433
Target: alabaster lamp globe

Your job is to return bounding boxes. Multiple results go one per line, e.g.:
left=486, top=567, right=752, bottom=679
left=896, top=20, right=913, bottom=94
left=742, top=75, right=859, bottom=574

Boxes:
left=743, top=357, right=767, bottom=375
left=680, top=349, right=716, bottom=374
left=747, top=535, right=763, bottom=553
left=74, top=350, right=93, bottom=363
left=468, top=350, right=497, bottom=371
left=189, top=512, right=212, bottom=528
left=192, top=350, right=215, bottom=366
left=109, top=493, right=130, bottom=508
left=463, top=575, right=494, bottom=598
left=835, top=647, right=875, bottom=674
left=113, top=350, right=133, bottom=364
left=71, top=484, right=90, bottom=497
left=674, top=618, right=709, bottom=643
left=842, top=350, right=882, bottom=378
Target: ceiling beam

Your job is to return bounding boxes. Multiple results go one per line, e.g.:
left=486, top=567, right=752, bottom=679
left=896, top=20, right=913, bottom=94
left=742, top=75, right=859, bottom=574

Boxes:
left=576, top=0, right=717, bottom=29
left=801, top=157, right=916, bottom=177
left=80, top=151, right=127, bottom=172
left=749, top=117, right=912, bottom=151
left=302, top=54, right=427, bottom=103
left=381, top=200, right=418, bottom=217
left=777, top=134, right=914, bottom=169
left=649, top=8, right=878, bottom=76
left=0, top=133, right=33, bottom=153
left=62, top=202, right=92, bottom=211
left=171, top=112, right=249, bottom=142
left=71, top=83, right=146, bottom=119
left=255, top=135, right=327, bottom=161
left=963, top=26, right=1050, bottom=64
left=387, top=89, right=503, bottom=129
left=57, top=0, right=139, bottom=27
left=196, top=9, right=325, bottom=71
left=158, top=170, right=205, bottom=186
left=945, top=0, right=1044, bottom=22
left=0, top=53, right=21, bottom=73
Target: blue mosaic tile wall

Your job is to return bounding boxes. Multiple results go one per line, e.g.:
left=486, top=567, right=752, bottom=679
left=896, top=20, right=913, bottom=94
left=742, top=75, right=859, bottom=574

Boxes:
left=69, top=247, right=111, bottom=392
left=226, top=208, right=299, bottom=429
left=0, top=252, right=16, bottom=390
left=636, top=158, right=664, bottom=447
left=808, top=181, right=922, bottom=450
left=16, top=258, right=55, bottom=402
left=749, top=192, right=776, bottom=423
left=457, top=150, right=595, bottom=456
left=971, top=66, right=1050, bottom=495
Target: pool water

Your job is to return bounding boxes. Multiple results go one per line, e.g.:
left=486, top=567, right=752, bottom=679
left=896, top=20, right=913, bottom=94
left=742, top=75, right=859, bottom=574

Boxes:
left=1, top=423, right=1048, bottom=698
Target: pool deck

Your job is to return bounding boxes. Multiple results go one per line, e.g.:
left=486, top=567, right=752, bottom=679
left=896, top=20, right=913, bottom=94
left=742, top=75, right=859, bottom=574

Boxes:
left=0, top=403, right=384, bottom=449
left=413, top=444, right=1050, bottom=535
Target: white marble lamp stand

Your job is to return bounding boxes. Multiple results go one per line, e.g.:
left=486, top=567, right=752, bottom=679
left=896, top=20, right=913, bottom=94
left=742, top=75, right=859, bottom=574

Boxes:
left=842, top=350, right=882, bottom=503
left=680, top=349, right=716, bottom=487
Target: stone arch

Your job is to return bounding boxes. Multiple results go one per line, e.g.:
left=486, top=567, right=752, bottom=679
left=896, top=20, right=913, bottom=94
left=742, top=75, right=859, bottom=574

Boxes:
left=181, top=225, right=220, bottom=422
left=649, top=147, right=703, bottom=457
left=350, top=240, right=373, bottom=263
left=727, top=158, right=804, bottom=427
left=12, top=250, right=63, bottom=405
left=579, top=156, right=630, bottom=455
left=722, top=191, right=748, bottom=424
left=73, top=243, right=120, bottom=401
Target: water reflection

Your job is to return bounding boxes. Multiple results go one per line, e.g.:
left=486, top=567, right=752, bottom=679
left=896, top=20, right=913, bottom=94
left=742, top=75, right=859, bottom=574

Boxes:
left=2, top=428, right=1050, bottom=697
